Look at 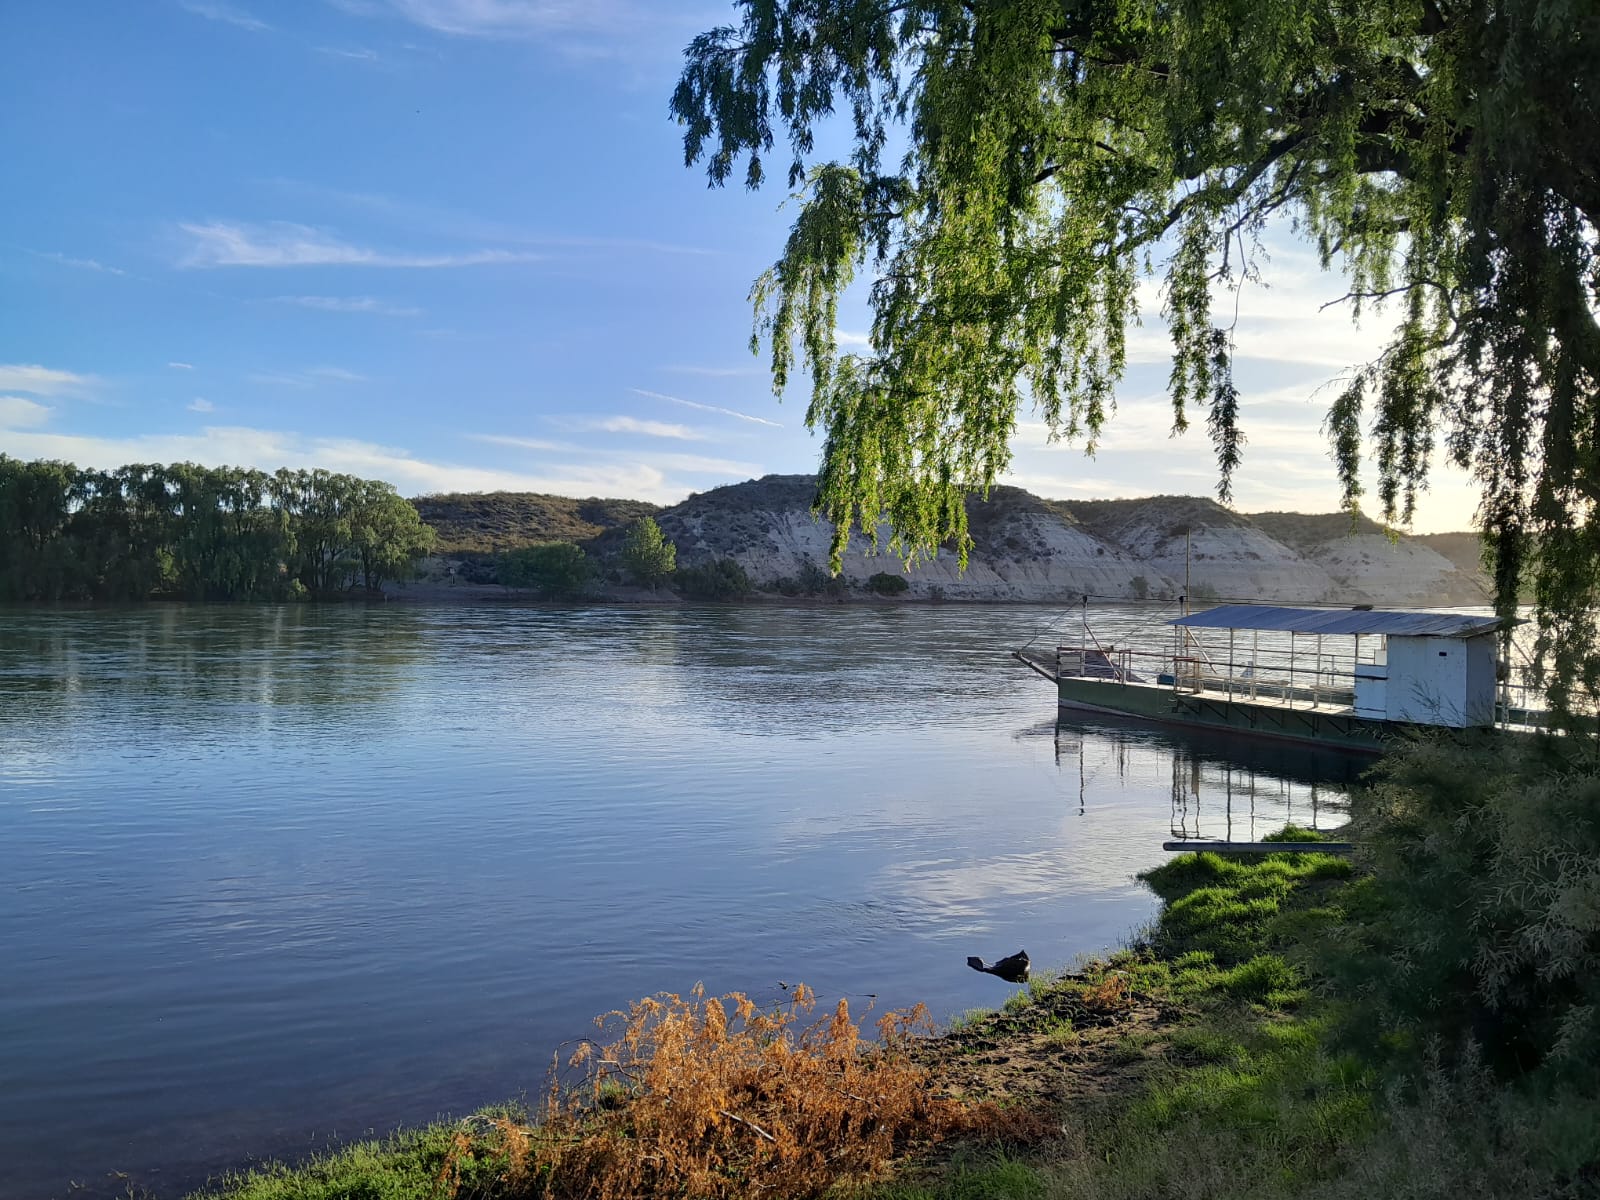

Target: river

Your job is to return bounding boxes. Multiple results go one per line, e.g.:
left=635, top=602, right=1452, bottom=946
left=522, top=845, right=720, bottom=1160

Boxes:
left=0, top=603, right=1358, bottom=1198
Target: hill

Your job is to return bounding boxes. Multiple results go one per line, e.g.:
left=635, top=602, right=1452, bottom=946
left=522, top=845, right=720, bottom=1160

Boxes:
left=412, top=492, right=661, bottom=555
left=406, top=477, right=1494, bottom=606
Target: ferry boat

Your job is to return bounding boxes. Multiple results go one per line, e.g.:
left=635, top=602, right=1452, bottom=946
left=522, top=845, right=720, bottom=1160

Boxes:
left=1015, top=604, right=1537, bottom=754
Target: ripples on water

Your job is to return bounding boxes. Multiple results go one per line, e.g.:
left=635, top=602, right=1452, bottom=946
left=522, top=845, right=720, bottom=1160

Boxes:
left=0, top=603, right=1358, bottom=1198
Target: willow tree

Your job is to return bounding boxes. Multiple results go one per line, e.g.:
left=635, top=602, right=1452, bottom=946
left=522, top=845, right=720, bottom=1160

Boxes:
left=673, top=0, right=1600, bottom=712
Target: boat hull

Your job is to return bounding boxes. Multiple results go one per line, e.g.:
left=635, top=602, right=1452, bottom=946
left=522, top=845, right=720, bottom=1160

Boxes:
left=1056, top=676, right=1390, bottom=755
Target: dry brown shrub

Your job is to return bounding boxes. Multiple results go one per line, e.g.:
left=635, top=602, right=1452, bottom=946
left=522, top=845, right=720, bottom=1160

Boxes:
left=513, top=983, right=964, bottom=1198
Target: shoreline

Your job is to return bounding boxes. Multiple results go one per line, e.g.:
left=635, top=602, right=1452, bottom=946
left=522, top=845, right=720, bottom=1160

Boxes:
left=164, top=833, right=1351, bottom=1200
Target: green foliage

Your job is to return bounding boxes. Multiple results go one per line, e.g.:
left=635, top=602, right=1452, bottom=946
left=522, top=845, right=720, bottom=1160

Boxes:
left=676, top=0, right=1600, bottom=718
left=867, top=571, right=909, bottom=596
left=497, top=541, right=594, bottom=598
left=619, top=516, right=677, bottom=588
left=1327, top=736, right=1600, bottom=1082
left=675, top=557, right=753, bottom=600
left=0, top=457, right=432, bottom=601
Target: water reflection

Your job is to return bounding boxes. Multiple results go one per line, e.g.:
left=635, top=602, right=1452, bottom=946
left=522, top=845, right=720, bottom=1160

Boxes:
left=1047, top=711, right=1361, bottom=841
left=0, top=605, right=427, bottom=758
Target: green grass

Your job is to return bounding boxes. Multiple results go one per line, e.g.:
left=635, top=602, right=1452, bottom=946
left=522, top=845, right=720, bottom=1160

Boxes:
left=194, top=1124, right=485, bottom=1200
left=856, top=1155, right=1047, bottom=1200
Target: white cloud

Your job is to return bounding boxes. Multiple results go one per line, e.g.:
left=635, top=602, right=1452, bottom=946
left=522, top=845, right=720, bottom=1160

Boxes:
left=248, top=372, right=313, bottom=388
left=466, top=433, right=581, bottom=453
left=0, top=396, right=53, bottom=428
left=347, top=0, right=680, bottom=42
left=34, top=251, right=125, bottom=275
left=188, top=398, right=216, bottom=413
left=0, top=421, right=696, bottom=502
left=247, top=366, right=366, bottom=388
left=550, top=414, right=709, bottom=440
left=646, top=452, right=762, bottom=477
left=468, top=433, right=761, bottom=479
left=177, top=1, right=270, bottom=31
left=1005, top=387, right=1481, bottom=534
left=178, top=220, right=541, bottom=269
left=261, top=178, right=721, bottom=256
left=273, top=294, right=422, bottom=317
left=316, top=45, right=381, bottom=60
left=168, top=361, right=195, bottom=370
left=0, top=364, right=96, bottom=396
left=592, top=416, right=705, bottom=440
left=631, top=387, right=783, bottom=428
left=835, top=329, right=872, bottom=347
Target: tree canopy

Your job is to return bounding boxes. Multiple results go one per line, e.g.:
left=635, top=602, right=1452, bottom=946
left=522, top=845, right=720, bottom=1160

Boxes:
left=620, top=516, right=679, bottom=588
left=673, top=0, right=1600, bottom=712
left=0, top=458, right=434, bottom=601
left=498, top=542, right=596, bottom=598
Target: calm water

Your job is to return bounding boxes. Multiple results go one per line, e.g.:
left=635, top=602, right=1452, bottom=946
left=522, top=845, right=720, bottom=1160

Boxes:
left=1, top=603, right=1357, bottom=1199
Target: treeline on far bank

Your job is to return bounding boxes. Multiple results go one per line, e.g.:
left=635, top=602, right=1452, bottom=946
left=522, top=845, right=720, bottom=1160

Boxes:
left=0, top=456, right=434, bottom=602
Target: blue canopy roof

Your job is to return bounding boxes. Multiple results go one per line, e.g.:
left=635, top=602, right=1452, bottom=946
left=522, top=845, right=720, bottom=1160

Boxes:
left=1169, top=604, right=1508, bottom=638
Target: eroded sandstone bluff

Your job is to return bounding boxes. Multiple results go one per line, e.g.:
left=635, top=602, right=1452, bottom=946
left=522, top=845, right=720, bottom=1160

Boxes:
left=415, top=474, right=1492, bottom=607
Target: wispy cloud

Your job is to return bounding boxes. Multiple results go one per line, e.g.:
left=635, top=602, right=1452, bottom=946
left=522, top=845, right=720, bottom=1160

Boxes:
left=178, top=220, right=541, bottom=269
left=273, top=294, right=422, bottom=317
left=315, top=45, right=381, bottom=61
left=566, top=415, right=707, bottom=441
left=0, top=396, right=53, bottom=427
left=177, top=1, right=270, bottom=32
left=342, top=0, right=691, bottom=46
left=835, top=329, right=872, bottom=348
left=261, top=179, right=719, bottom=256
left=308, top=366, right=367, bottom=382
left=248, top=365, right=368, bottom=387
left=188, top=397, right=216, bottom=413
left=631, top=387, right=783, bottom=429
left=168, top=362, right=195, bottom=370
left=0, top=364, right=96, bottom=396
left=33, top=250, right=125, bottom=275
left=466, top=433, right=580, bottom=453
left=646, top=452, right=762, bottom=477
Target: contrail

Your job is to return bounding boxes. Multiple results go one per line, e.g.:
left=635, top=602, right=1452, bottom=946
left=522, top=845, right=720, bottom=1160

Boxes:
left=631, top=388, right=783, bottom=428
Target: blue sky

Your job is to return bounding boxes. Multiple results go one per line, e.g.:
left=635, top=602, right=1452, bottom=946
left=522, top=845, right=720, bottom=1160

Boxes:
left=0, top=1, right=1478, bottom=530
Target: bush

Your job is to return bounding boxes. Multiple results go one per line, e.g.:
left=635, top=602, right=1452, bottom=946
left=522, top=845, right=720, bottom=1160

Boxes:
left=498, top=542, right=594, bottom=598
left=1330, top=735, right=1600, bottom=1082
left=791, top=556, right=847, bottom=596
left=523, top=985, right=960, bottom=1198
left=676, top=558, right=753, bottom=600
left=868, top=571, right=909, bottom=595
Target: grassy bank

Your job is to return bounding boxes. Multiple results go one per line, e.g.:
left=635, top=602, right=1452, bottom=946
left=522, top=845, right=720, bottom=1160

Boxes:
left=188, top=739, right=1600, bottom=1200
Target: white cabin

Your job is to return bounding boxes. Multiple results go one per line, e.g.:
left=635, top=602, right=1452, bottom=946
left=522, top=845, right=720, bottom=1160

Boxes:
left=1171, top=605, right=1510, bottom=730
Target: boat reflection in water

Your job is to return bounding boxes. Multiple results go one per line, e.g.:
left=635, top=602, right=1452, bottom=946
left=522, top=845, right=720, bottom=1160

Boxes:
left=1048, top=709, right=1366, bottom=845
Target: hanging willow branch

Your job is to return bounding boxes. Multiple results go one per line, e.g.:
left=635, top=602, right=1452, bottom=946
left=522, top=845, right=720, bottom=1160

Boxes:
left=674, top=0, right=1600, bottom=722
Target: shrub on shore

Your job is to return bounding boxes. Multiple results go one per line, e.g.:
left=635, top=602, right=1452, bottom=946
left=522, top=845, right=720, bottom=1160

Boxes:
left=868, top=572, right=909, bottom=596
left=676, top=558, right=754, bottom=600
